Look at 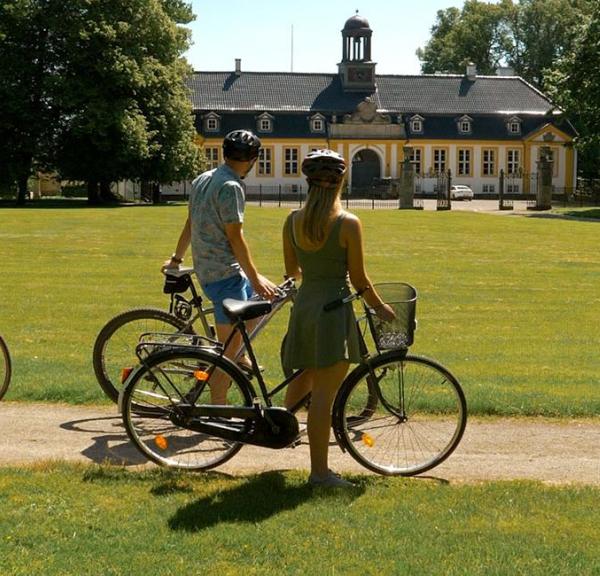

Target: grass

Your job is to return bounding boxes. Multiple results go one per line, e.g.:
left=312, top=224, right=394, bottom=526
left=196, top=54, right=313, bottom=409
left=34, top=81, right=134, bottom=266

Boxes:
left=0, top=463, right=598, bottom=576
left=1, top=203, right=599, bottom=415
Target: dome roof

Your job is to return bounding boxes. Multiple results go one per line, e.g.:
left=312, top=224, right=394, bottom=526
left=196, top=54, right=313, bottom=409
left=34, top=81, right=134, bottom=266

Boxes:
left=343, top=13, right=371, bottom=31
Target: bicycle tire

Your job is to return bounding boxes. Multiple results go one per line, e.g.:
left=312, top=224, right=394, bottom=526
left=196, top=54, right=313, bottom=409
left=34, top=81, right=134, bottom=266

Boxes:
left=0, top=335, right=11, bottom=401
left=333, top=351, right=467, bottom=476
left=92, top=308, right=190, bottom=403
left=121, top=348, right=255, bottom=471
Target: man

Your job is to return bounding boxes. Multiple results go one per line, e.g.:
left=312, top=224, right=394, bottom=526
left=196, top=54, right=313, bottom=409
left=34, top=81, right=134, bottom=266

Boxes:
left=163, top=129, right=277, bottom=402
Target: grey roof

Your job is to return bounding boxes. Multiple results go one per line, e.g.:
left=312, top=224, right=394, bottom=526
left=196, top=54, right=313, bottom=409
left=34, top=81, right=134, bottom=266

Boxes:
left=186, top=71, right=555, bottom=115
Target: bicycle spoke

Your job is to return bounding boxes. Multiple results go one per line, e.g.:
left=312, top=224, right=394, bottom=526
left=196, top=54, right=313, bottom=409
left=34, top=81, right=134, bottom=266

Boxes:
left=337, top=353, right=466, bottom=475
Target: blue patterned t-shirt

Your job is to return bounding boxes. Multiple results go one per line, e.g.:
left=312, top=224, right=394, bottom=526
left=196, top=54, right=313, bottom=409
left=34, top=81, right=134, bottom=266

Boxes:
left=189, top=164, right=245, bottom=284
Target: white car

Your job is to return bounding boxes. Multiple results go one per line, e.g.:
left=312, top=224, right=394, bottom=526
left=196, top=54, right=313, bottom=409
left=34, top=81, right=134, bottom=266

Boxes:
left=450, top=185, right=474, bottom=200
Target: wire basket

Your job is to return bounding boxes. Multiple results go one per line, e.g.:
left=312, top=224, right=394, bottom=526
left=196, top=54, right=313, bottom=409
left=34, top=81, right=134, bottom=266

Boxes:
left=365, top=283, right=417, bottom=350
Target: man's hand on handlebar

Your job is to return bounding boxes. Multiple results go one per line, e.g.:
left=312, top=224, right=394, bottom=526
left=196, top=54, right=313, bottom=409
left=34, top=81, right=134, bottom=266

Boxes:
left=161, top=257, right=180, bottom=273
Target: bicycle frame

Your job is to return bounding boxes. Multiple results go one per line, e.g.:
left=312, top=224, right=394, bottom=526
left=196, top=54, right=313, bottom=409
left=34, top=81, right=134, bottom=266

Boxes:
left=166, top=271, right=295, bottom=362
left=219, top=295, right=400, bottom=414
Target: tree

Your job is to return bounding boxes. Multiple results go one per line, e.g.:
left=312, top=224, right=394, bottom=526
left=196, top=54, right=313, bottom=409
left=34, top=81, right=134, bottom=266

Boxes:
left=0, top=0, right=200, bottom=204
left=52, top=0, right=200, bottom=203
left=503, top=0, right=595, bottom=89
left=416, top=1, right=512, bottom=75
left=0, top=0, right=63, bottom=204
left=416, top=0, right=595, bottom=89
left=546, top=4, right=600, bottom=176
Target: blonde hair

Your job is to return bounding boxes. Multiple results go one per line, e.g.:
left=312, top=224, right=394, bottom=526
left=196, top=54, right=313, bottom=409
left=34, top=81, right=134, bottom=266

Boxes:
left=302, top=182, right=343, bottom=243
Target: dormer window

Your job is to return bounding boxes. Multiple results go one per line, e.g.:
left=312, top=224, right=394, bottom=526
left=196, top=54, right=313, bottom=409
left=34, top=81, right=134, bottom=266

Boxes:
left=457, top=115, right=472, bottom=134
left=310, top=113, right=326, bottom=133
left=256, top=112, right=274, bottom=133
left=203, top=112, right=221, bottom=133
left=410, top=115, right=424, bottom=134
left=506, top=116, right=522, bottom=135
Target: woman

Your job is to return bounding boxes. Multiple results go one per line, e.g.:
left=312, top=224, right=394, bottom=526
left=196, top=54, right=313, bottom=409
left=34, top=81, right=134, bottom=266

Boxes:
left=282, top=149, right=395, bottom=487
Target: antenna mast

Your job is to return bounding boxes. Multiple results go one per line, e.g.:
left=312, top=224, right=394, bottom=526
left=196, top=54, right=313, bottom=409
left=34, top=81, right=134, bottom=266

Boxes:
left=291, top=24, right=294, bottom=72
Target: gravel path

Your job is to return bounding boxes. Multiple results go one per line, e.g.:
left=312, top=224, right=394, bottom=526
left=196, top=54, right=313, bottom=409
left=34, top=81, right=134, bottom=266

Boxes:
left=1, top=402, right=598, bottom=485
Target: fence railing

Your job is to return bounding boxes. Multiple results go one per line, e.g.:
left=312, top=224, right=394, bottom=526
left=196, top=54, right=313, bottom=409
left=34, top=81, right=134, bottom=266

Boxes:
left=112, top=174, right=600, bottom=210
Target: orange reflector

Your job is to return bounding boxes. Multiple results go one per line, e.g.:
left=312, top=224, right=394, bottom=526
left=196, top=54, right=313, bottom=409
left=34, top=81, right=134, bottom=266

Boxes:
left=194, top=370, right=209, bottom=381
left=154, top=435, right=168, bottom=450
left=362, top=433, right=375, bottom=448
left=120, top=367, right=133, bottom=383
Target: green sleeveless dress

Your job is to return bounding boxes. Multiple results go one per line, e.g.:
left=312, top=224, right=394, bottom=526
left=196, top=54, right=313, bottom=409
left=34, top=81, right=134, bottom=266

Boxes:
left=282, top=211, right=361, bottom=371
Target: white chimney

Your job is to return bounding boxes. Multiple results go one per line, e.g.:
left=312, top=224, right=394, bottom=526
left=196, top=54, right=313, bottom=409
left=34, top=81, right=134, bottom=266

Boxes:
left=496, top=66, right=515, bottom=76
left=235, top=58, right=241, bottom=76
left=466, top=62, right=477, bottom=80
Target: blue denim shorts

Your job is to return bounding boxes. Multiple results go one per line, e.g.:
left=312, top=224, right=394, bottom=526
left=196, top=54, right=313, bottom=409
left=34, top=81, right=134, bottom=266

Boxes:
left=202, top=273, right=254, bottom=324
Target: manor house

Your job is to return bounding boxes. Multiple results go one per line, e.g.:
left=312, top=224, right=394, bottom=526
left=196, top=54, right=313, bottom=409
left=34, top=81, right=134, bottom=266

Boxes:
left=185, top=12, right=576, bottom=197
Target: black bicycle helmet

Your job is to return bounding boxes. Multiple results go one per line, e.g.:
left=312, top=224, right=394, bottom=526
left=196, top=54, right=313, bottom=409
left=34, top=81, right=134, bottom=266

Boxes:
left=222, top=130, right=261, bottom=161
left=302, top=149, right=347, bottom=188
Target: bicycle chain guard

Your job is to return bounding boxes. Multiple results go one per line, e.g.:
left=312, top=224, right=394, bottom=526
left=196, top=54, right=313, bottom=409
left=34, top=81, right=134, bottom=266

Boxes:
left=171, top=405, right=299, bottom=449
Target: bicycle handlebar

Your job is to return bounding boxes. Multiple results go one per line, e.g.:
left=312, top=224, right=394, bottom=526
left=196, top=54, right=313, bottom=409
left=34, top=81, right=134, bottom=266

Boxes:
left=323, top=286, right=369, bottom=312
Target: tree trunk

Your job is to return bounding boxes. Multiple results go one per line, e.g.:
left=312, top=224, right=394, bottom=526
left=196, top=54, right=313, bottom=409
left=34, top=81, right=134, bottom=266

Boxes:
left=87, top=180, right=100, bottom=204
left=99, top=180, right=115, bottom=202
left=15, top=175, right=28, bottom=206
left=151, top=182, right=161, bottom=204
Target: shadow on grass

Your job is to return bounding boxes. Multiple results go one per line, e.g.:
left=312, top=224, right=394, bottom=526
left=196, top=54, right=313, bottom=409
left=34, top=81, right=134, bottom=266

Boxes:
left=0, top=198, right=186, bottom=209
left=167, top=471, right=365, bottom=532
left=524, top=208, right=600, bottom=222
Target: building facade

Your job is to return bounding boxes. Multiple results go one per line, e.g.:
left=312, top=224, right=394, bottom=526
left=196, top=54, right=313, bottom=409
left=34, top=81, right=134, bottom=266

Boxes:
left=184, top=13, right=576, bottom=197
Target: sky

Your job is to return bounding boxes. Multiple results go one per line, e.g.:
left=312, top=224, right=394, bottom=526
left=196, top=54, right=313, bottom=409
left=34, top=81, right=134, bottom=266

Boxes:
left=184, top=0, right=499, bottom=76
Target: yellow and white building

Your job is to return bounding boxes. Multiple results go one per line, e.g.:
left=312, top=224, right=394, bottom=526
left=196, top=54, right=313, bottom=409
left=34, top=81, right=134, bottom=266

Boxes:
left=185, top=13, right=576, bottom=197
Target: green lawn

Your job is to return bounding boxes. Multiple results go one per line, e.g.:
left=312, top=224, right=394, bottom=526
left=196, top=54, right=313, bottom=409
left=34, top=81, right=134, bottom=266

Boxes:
left=1, top=202, right=599, bottom=415
left=0, top=463, right=598, bottom=576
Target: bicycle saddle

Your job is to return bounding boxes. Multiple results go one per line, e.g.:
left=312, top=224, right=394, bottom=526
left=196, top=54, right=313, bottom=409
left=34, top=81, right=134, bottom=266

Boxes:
left=164, top=266, right=195, bottom=278
left=222, top=298, right=272, bottom=322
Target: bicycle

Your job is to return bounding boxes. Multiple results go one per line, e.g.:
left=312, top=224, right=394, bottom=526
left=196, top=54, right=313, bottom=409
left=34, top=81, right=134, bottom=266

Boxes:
left=0, top=334, right=12, bottom=401
left=93, top=267, right=291, bottom=403
left=120, top=282, right=467, bottom=477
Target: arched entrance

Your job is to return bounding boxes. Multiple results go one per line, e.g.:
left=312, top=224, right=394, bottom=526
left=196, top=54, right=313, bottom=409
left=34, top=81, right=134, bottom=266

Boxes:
left=351, top=149, right=381, bottom=192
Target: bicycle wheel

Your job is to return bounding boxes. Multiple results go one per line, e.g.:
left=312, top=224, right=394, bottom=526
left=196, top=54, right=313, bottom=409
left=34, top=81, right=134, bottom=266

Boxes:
left=333, top=351, right=467, bottom=476
left=122, top=348, right=254, bottom=470
left=0, top=335, right=11, bottom=401
left=93, top=308, right=190, bottom=403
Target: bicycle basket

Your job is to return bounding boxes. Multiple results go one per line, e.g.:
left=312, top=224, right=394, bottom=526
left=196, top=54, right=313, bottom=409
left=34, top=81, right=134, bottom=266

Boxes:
left=365, top=283, right=417, bottom=350
left=163, top=273, right=192, bottom=294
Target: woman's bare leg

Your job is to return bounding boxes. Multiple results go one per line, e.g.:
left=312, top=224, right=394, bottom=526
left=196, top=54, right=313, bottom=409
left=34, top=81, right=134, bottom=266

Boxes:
left=307, top=361, right=349, bottom=478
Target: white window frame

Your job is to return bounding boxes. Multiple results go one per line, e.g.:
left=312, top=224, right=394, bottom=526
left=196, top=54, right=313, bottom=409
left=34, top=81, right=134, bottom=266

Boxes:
left=482, top=149, right=496, bottom=176
left=284, top=147, right=299, bottom=176
left=457, top=115, right=472, bottom=134
left=433, top=148, right=447, bottom=173
left=457, top=148, right=471, bottom=176
left=411, top=119, right=423, bottom=133
left=507, top=116, right=522, bottom=135
left=310, top=114, right=326, bottom=133
left=257, top=147, right=273, bottom=176
left=204, top=146, right=220, bottom=170
left=507, top=149, right=521, bottom=175
left=256, top=112, right=274, bottom=134
left=410, top=148, right=423, bottom=174
left=204, top=113, right=221, bottom=133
